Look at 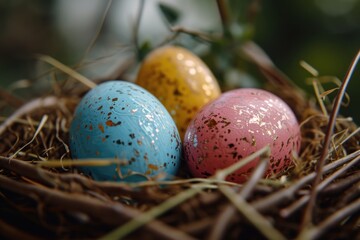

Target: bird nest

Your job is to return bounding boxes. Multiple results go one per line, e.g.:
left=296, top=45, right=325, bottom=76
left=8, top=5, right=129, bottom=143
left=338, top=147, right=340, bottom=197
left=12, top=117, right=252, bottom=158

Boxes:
left=0, top=46, right=359, bottom=240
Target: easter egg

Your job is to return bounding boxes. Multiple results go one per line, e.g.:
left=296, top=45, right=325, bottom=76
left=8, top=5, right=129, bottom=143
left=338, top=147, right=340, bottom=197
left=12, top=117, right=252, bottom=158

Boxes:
left=69, top=81, right=181, bottom=182
left=135, top=45, right=221, bottom=140
left=183, top=88, right=301, bottom=183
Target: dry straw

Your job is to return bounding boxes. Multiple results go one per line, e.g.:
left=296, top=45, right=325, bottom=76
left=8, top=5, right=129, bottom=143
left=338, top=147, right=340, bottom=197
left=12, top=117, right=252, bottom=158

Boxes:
left=1, top=47, right=359, bottom=239
left=0, top=1, right=359, bottom=239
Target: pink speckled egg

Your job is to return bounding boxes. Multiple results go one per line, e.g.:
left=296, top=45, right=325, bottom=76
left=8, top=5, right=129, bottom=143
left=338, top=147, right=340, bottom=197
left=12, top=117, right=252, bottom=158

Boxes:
left=184, top=88, right=301, bottom=183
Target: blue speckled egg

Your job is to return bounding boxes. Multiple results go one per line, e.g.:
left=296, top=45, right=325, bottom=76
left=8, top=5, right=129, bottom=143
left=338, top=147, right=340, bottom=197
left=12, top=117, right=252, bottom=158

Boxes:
left=69, top=81, right=181, bottom=182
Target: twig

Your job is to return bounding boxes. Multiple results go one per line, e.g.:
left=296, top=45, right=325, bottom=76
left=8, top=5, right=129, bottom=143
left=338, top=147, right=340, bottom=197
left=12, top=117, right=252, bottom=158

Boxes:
left=322, top=170, right=360, bottom=195
left=280, top=196, right=309, bottom=219
left=252, top=149, right=360, bottom=212
left=0, top=174, right=124, bottom=225
left=315, top=155, right=359, bottom=192
left=0, top=156, right=223, bottom=203
left=99, top=185, right=202, bottom=240
left=216, top=0, right=230, bottom=28
left=0, top=156, right=132, bottom=196
left=337, top=182, right=360, bottom=207
left=299, top=197, right=360, bottom=240
left=280, top=154, right=360, bottom=218
left=300, top=50, right=360, bottom=231
left=157, top=22, right=221, bottom=47
left=209, top=149, right=270, bottom=240
left=178, top=218, right=214, bottom=235
left=208, top=203, right=237, bottom=240
left=0, top=174, right=194, bottom=240
left=100, top=146, right=270, bottom=239
left=169, top=26, right=216, bottom=42
left=240, top=159, right=269, bottom=198
left=220, top=185, right=286, bottom=240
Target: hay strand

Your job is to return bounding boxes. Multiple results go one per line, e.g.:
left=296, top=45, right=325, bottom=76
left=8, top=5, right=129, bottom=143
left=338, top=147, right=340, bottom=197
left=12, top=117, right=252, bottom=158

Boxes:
left=37, top=55, right=97, bottom=89
left=1, top=5, right=359, bottom=236
left=101, top=146, right=270, bottom=239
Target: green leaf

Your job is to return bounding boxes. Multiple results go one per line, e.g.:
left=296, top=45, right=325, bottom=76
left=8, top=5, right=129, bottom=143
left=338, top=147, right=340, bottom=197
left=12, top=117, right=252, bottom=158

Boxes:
left=158, top=3, right=180, bottom=25
left=137, top=41, right=152, bottom=61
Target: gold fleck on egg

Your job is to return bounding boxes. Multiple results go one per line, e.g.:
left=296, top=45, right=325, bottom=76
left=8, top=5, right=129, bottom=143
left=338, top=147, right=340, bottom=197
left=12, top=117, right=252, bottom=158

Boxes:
left=69, top=81, right=182, bottom=182
left=136, top=45, right=221, bottom=140
left=184, top=88, right=301, bottom=183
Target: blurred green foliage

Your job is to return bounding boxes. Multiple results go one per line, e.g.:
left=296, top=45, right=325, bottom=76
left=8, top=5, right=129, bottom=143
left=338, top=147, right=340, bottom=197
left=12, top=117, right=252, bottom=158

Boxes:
left=252, top=0, right=360, bottom=122
left=0, top=0, right=61, bottom=87
left=0, top=0, right=359, bottom=122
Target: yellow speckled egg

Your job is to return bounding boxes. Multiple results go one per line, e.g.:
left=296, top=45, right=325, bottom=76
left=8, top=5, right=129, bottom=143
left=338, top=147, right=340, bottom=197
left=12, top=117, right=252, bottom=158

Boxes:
left=136, top=46, right=221, bottom=140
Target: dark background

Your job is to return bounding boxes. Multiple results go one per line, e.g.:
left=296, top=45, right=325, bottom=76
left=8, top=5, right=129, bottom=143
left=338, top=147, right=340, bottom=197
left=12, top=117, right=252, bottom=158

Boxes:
left=0, top=0, right=359, bottom=122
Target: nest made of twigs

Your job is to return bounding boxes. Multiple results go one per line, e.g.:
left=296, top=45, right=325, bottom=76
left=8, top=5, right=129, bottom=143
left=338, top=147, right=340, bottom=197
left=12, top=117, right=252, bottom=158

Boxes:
left=0, top=47, right=359, bottom=240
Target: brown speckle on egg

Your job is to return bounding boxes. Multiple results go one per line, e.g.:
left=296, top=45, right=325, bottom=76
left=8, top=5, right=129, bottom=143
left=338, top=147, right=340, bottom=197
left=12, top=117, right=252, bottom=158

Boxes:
left=106, top=120, right=121, bottom=127
left=184, top=88, right=301, bottom=183
left=135, top=46, right=221, bottom=140
left=98, top=123, right=104, bottom=133
left=69, top=81, right=181, bottom=182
